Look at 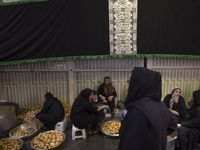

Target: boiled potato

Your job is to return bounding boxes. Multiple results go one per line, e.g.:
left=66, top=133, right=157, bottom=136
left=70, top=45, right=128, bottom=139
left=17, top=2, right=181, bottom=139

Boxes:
left=32, top=130, right=64, bottom=149
left=101, top=121, right=121, bottom=135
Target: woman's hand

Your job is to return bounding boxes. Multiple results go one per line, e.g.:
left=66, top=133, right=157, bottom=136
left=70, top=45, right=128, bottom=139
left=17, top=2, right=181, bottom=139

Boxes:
left=170, top=109, right=179, bottom=116
left=177, top=124, right=181, bottom=128
left=108, top=96, right=114, bottom=101
left=100, top=95, right=106, bottom=100
left=31, top=114, right=36, bottom=120
left=97, top=105, right=109, bottom=111
left=103, top=99, right=107, bottom=103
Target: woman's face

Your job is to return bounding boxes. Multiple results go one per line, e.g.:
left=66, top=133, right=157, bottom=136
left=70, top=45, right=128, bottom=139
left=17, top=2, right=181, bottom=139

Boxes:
left=104, top=79, right=109, bottom=85
left=173, top=89, right=181, bottom=97
left=88, top=93, right=93, bottom=101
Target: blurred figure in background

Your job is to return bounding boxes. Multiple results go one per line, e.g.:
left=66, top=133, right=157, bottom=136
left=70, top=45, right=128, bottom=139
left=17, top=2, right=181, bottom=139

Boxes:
left=177, top=90, right=200, bottom=150
left=186, top=97, right=194, bottom=115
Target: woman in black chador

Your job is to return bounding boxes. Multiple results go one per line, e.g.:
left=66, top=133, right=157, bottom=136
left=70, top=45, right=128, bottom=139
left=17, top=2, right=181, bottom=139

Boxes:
left=70, top=89, right=109, bottom=134
left=118, top=67, right=177, bottom=150
left=35, top=92, right=64, bottom=130
left=97, top=76, right=117, bottom=113
left=163, top=87, right=187, bottom=123
left=177, top=90, right=200, bottom=150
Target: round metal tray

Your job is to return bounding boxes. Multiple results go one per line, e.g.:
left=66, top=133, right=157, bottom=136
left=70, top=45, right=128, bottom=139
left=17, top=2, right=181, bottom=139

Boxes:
left=9, top=122, right=41, bottom=140
left=100, top=120, right=121, bottom=138
left=30, top=130, right=66, bottom=150
left=0, top=137, right=23, bottom=150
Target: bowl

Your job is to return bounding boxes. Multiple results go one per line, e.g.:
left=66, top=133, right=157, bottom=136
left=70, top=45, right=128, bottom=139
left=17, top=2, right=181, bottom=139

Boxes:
left=100, top=120, right=121, bottom=138
left=9, top=122, right=41, bottom=140
left=0, top=137, right=23, bottom=150
left=30, top=130, right=66, bottom=150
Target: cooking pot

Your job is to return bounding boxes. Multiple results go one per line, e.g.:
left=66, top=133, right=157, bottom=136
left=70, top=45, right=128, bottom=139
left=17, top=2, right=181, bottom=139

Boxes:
left=0, top=100, right=19, bottom=138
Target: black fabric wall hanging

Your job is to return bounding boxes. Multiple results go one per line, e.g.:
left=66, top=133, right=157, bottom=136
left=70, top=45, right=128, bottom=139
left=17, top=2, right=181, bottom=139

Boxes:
left=137, top=0, right=200, bottom=55
left=0, top=0, right=109, bottom=61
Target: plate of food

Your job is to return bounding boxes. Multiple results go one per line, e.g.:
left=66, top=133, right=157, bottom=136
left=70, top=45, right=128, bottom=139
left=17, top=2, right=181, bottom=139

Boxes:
left=9, top=122, right=41, bottom=140
left=0, top=137, right=23, bottom=150
left=30, top=130, right=65, bottom=150
left=100, top=120, right=121, bottom=138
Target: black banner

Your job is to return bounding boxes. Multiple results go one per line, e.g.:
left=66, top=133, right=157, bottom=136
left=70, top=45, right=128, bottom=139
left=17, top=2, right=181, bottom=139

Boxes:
left=0, top=0, right=109, bottom=61
left=137, top=0, right=200, bottom=55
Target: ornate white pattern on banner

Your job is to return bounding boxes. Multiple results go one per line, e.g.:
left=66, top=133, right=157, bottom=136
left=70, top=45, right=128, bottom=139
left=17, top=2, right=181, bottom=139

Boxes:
left=109, top=0, right=137, bottom=54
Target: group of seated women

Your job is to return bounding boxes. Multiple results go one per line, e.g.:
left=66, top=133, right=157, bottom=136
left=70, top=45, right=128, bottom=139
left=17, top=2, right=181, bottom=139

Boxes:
left=70, top=76, right=117, bottom=135
left=163, top=87, right=200, bottom=150
left=34, top=67, right=199, bottom=150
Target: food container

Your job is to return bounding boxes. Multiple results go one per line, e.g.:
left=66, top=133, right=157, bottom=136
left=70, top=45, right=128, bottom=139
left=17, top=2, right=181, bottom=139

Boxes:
left=166, top=131, right=177, bottom=150
left=30, top=130, right=66, bottom=150
left=0, top=105, right=17, bottom=138
left=9, top=122, right=41, bottom=140
left=100, top=120, right=121, bottom=138
left=0, top=137, right=23, bottom=150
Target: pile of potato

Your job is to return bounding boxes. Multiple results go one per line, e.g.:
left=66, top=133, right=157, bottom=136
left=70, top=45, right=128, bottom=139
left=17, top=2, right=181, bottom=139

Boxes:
left=0, top=138, right=21, bottom=150
left=32, top=130, right=64, bottom=149
left=61, top=102, right=72, bottom=122
left=101, top=120, right=121, bottom=135
left=13, top=129, right=30, bottom=137
left=17, top=105, right=42, bottom=124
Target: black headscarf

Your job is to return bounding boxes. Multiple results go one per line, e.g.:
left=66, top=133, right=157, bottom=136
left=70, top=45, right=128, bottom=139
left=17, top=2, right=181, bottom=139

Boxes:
left=124, top=67, right=161, bottom=108
left=193, top=90, right=200, bottom=108
left=119, top=67, right=177, bottom=150
left=73, top=88, right=93, bottom=106
left=45, top=92, right=54, bottom=100
left=189, top=90, right=200, bottom=116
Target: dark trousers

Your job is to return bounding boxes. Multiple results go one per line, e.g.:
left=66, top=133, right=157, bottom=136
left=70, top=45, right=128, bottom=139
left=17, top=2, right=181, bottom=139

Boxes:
left=178, top=126, right=200, bottom=150
left=90, top=114, right=99, bottom=131
left=98, top=110, right=105, bottom=123
left=107, top=99, right=115, bottom=112
left=37, top=114, right=57, bottom=129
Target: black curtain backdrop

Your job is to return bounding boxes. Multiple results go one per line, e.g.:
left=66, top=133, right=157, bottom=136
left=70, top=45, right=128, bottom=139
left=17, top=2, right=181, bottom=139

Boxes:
left=0, top=0, right=109, bottom=61
left=137, top=0, right=200, bottom=55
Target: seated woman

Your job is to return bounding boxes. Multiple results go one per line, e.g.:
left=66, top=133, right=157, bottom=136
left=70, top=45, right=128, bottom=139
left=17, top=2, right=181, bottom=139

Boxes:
left=91, top=91, right=108, bottom=123
left=70, top=89, right=109, bottom=134
left=97, top=76, right=117, bottom=114
left=33, top=92, right=64, bottom=130
left=163, top=87, right=187, bottom=123
left=177, top=90, right=200, bottom=150
left=186, top=97, right=194, bottom=115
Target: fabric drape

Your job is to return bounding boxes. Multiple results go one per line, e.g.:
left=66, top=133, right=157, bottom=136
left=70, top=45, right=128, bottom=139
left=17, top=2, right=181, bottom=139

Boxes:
left=0, top=0, right=109, bottom=61
left=137, top=0, right=200, bottom=55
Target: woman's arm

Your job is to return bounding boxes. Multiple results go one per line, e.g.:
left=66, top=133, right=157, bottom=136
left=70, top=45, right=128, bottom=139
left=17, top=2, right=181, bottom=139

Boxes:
left=97, top=105, right=109, bottom=111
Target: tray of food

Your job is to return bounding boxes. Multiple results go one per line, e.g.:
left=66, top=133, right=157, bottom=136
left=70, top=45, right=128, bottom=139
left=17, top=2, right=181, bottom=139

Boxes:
left=30, top=130, right=65, bottom=150
left=9, top=122, right=41, bottom=140
left=0, top=137, right=23, bottom=150
left=100, top=120, right=121, bottom=138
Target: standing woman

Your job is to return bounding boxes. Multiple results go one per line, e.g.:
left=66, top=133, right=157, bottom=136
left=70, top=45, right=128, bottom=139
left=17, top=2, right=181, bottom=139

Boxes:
left=163, top=87, right=187, bottom=123
left=97, top=76, right=117, bottom=113
left=118, top=67, right=177, bottom=150
left=70, top=89, right=109, bottom=134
